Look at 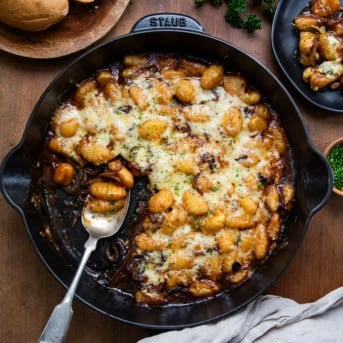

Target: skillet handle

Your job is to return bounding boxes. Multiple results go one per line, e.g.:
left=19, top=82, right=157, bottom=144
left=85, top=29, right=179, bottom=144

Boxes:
left=300, top=148, right=333, bottom=216
left=131, top=13, right=205, bottom=33
left=0, top=145, right=31, bottom=212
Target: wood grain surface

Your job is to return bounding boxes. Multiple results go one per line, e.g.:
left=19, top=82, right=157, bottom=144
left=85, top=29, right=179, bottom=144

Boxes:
left=0, top=1, right=342, bottom=342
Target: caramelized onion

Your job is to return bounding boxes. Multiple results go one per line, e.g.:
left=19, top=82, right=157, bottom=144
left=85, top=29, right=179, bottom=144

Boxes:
left=105, top=239, right=127, bottom=263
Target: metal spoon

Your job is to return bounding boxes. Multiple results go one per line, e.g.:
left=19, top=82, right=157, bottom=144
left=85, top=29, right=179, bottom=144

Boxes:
left=38, top=193, right=130, bottom=343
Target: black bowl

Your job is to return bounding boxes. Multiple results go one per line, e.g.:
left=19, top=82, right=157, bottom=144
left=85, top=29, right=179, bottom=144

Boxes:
left=272, top=0, right=343, bottom=113
left=0, top=13, right=333, bottom=329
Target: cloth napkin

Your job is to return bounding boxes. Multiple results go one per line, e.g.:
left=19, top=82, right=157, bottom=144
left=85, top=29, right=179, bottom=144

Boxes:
left=138, top=287, right=343, bottom=343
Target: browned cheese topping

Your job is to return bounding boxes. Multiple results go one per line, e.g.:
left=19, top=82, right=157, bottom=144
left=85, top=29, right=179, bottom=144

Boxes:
left=47, top=54, right=295, bottom=305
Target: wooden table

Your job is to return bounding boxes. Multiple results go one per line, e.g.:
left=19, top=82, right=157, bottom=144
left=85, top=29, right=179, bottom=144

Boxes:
left=0, top=1, right=342, bottom=342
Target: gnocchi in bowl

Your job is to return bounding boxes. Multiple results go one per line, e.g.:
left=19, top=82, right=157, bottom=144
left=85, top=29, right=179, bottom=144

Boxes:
left=293, top=0, right=343, bottom=91
left=40, top=54, right=295, bottom=305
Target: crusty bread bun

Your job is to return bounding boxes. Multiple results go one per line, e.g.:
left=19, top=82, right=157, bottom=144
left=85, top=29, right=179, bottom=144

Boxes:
left=0, top=0, right=69, bottom=32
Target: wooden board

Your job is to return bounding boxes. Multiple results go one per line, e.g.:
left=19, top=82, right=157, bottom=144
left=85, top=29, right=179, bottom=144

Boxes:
left=0, top=0, right=129, bottom=59
left=0, top=1, right=342, bottom=342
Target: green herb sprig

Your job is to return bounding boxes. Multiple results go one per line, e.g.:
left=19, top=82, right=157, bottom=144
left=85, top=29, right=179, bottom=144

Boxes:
left=327, top=144, right=343, bottom=191
left=195, top=0, right=278, bottom=32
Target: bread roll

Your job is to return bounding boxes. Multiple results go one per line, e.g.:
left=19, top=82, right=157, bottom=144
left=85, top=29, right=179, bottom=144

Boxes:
left=0, top=0, right=69, bottom=32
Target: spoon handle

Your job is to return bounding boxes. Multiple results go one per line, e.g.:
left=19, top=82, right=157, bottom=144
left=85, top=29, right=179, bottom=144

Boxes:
left=38, top=236, right=98, bottom=343
left=37, top=302, right=73, bottom=343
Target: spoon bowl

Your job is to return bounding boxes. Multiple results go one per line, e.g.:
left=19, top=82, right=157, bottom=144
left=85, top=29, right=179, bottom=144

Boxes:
left=82, top=194, right=131, bottom=238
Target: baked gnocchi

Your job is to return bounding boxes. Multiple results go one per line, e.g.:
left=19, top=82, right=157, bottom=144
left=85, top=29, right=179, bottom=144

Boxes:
left=42, top=54, right=294, bottom=306
left=294, top=0, right=343, bottom=91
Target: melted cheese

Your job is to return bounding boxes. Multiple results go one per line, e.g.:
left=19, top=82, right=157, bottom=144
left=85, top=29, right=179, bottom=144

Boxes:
left=51, top=58, right=293, bottom=300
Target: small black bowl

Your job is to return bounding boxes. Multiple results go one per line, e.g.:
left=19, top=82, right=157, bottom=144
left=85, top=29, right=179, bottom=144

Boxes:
left=271, top=0, right=343, bottom=113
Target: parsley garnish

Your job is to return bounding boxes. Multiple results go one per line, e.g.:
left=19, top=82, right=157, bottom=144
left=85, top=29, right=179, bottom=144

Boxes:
left=212, top=181, right=221, bottom=192
left=195, top=0, right=277, bottom=32
left=174, top=183, right=181, bottom=195
left=327, top=144, right=343, bottom=190
left=235, top=234, right=242, bottom=245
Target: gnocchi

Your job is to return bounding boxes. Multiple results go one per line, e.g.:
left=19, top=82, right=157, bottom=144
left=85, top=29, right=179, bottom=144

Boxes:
left=202, top=210, right=226, bottom=233
left=53, top=163, right=74, bottom=186
left=103, top=82, right=119, bottom=103
left=175, top=158, right=199, bottom=175
left=138, top=119, right=168, bottom=141
left=156, top=81, right=173, bottom=104
left=73, top=80, right=97, bottom=107
left=90, top=182, right=126, bottom=201
left=166, top=270, right=191, bottom=288
left=222, top=107, right=243, bottom=136
left=216, top=229, right=238, bottom=253
left=161, top=69, right=186, bottom=80
left=45, top=54, right=294, bottom=305
left=123, top=55, right=149, bottom=67
left=78, top=139, right=116, bottom=165
left=135, top=232, right=167, bottom=251
left=239, top=197, right=258, bottom=215
left=201, top=255, right=222, bottom=281
left=96, top=70, right=114, bottom=87
left=148, top=189, right=174, bottom=213
left=294, top=0, right=343, bottom=91
left=174, top=79, right=195, bottom=103
left=129, top=85, right=148, bottom=110
left=189, top=280, right=219, bottom=297
left=180, top=59, right=207, bottom=76
left=89, top=198, right=125, bottom=213
left=60, top=118, right=79, bottom=138
left=107, top=161, right=134, bottom=189
left=223, top=74, right=246, bottom=96
left=265, top=186, right=280, bottom=212
left=161, top=205, right=188, bottom=234
left=200, top=64, right=224, bottom=90
left=169, top=250, right=194, bottom=270
left=182, top=190, right=209, bottom=215
left=248, top=115, right=268, bottom=132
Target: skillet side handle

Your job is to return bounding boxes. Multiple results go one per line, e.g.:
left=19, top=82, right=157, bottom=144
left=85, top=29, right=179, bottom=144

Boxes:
left=301, top=149, right=333, bottom=216
left=0, top=145, right=31, bottom=212
left=131, top=13, right=205, bottom=33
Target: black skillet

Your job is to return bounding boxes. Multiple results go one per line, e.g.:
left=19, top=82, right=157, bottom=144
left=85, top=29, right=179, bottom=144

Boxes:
left=272, top=0, right=343, bottom=113
left=0, top=14, right=333, bottom=329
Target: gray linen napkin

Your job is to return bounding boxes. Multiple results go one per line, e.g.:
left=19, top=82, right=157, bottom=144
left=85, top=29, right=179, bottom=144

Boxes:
left=138, top=287, right=343, bottom=343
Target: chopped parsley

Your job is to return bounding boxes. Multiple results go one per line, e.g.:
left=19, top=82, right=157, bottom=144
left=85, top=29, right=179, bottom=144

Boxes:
left=327, top=144, right=343, bottom=191
left=234, top=234, right=242, bottom=245
left=212, top=181, right=221, bottom=192
left=174, top=183, right=181, bottom=195
left=192, top=217, right=202, bottom=229
left=326, top=68, right=334, bottom=75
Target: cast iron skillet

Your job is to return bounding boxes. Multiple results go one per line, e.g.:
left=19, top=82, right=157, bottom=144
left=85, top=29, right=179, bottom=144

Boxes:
left=272, top=0, right=343, bottom=113
left=0, top=14, right=333, bottom=329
